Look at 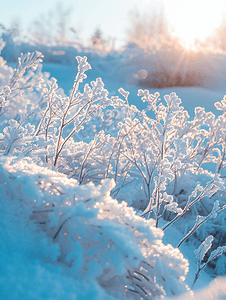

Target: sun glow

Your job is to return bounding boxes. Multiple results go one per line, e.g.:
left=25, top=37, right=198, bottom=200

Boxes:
left=162, top=0, right=225, bottom=48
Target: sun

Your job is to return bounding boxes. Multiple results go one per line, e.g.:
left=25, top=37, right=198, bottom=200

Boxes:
left=162, top=0, right=225, bottom=48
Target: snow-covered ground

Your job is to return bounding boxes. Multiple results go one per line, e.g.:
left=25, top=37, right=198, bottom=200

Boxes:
left=40, top=60, right=226, bottom=119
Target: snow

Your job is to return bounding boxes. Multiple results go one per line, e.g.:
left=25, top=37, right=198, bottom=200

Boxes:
left=38, top=62, right=226, bottom=121
left=1, top=41, right=226, bottom=299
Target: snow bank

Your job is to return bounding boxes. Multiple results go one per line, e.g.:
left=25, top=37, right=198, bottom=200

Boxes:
left=0, top=156, right=189, bottom=299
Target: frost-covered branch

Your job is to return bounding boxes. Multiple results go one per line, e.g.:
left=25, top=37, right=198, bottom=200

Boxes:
left=192, top=235, right=226, bottom=287
left=177, top=200, right=226, bottom=248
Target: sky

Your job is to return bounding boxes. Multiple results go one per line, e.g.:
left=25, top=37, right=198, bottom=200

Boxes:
left=1, top=0, right=226, bottom=48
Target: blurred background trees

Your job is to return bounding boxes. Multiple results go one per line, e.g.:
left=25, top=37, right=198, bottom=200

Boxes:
left=127, top=8, right=172, bottom=47
left=28, top=2, right=80, bottom=47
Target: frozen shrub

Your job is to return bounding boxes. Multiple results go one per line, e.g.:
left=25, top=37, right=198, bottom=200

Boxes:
left=1, top=48, right=226, bottom=297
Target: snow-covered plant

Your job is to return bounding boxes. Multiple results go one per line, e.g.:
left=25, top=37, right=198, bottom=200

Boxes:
left=8, top=51, right=44, bottom=101
left=162, top=175, right=225, bottom=231
left=183, top=97, right=226, bottom=178
left=0, top=85, right=10, bottom=116
left=188, top=107, right=223, bottom=172
left=0, top=47, right=44, bottom=120
left=193, top=235, right=226, bottom=287
left=177, top=200, right=226, bottom=248
left=37, top=56, right=113, bottom=167
left=117, top=91, right=198, bottom=225
left=213, top=95, right=226, bottom=175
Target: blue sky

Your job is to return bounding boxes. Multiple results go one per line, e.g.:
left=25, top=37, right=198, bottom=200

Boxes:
left=1, top=0, right=226, bottom=47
